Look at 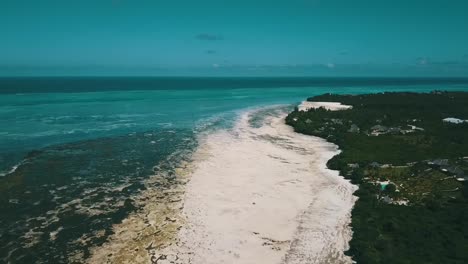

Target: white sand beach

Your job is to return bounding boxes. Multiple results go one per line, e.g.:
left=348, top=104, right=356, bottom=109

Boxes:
left=298, top=101, right=352, bottom=111
left=158, top=107, right=357, bottom=264
left=88, top=105, right=357, bottom=264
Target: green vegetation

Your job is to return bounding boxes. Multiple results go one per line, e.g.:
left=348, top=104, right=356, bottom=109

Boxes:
left=286, top=91, right=468, bottom=264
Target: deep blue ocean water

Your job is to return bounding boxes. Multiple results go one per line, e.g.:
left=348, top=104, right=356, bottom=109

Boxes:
left=1, top=77, right=468, bottom=263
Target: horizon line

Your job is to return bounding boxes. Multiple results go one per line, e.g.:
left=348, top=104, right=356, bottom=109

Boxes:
left=2, top=76, right=468, bottom=79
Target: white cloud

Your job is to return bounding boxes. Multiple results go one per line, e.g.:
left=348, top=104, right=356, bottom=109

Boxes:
left=417, top=57, right=428, bottom=65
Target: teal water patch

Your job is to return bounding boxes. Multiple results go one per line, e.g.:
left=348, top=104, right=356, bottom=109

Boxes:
left=380, top=182, right=389, bottom=191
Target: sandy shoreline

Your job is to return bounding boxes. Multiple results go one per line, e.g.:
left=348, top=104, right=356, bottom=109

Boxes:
left=159, top=107, right=357, bottom=264
left=88, top=105, right=357, bottom=264
left=298, top=101, right=352, bottom=111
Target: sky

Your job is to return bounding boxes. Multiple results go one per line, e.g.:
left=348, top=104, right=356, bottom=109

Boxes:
left=1, top=0, right=468, bottom=77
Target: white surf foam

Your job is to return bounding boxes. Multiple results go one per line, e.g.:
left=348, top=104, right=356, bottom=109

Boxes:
left=158, top=106, right=358, bottom=264
left=0, top=160, right=25, bottom=177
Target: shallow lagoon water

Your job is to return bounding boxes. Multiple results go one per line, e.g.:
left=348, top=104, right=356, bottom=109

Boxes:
left=1, top=78, right=468, bottom=262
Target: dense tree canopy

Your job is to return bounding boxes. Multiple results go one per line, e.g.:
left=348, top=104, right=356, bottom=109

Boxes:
left=287, top=91, right=468, bottom=264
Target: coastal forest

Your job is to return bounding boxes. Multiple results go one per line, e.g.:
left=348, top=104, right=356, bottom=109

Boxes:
left=286, top=91, right=468, bottom=264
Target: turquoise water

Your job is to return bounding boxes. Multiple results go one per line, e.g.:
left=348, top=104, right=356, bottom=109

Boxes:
left=3, top=78, right=468, bottom=173
left=1, top=77, right=468, bottom=263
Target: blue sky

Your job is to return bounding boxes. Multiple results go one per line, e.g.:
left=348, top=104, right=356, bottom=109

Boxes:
left=1, top=0, right=468, bottom=76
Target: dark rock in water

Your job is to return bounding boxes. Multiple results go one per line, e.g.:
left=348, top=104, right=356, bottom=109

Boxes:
left=124, top=198, right=135, bottom=210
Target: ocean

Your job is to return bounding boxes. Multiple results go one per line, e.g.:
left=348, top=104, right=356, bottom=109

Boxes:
left=1, top=77, right=468, bottom=263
